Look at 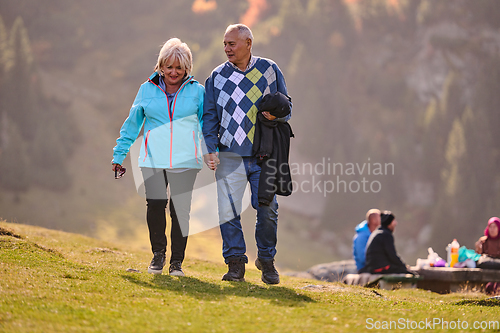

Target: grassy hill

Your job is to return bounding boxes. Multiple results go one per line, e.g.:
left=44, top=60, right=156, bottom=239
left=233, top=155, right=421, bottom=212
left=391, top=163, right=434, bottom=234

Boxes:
left=1, top=221, right=499, bottom=333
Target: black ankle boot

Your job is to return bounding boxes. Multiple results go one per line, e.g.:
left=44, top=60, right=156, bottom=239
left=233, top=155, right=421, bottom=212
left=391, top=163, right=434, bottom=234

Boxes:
left=255, top=258, right=280, bottom=284
left=222, top=259, right=245, bottom=282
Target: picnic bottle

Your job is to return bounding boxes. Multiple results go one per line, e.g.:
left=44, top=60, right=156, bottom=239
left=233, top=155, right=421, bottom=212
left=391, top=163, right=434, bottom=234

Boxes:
left=449, top=239, right=460, bottom=268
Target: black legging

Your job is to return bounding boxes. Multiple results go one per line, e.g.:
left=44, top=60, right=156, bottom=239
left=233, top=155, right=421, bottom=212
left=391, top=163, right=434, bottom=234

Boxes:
left=141, top=168, right=198, bottom=264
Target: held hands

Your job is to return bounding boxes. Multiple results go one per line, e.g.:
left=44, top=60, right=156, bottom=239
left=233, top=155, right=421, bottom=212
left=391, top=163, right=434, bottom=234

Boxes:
left=203, top=153, right=220, bottom=171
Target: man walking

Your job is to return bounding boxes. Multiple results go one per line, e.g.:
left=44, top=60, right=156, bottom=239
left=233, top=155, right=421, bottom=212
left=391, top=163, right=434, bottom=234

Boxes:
left=202, top=24, right=291, bottom=284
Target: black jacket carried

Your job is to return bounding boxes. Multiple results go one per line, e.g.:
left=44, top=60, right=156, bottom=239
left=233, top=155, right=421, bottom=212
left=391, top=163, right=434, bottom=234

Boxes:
left=253, top=92, right=294, bottom=206
left=361, top=226, right=409, bottom=274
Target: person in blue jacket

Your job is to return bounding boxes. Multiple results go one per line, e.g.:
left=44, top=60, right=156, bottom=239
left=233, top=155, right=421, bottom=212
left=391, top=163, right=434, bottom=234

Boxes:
left=112, top=38, right=204, bottom=276
left=352, top=208, right=381, bottom=272
left=361, top=211, right=413, bottom=274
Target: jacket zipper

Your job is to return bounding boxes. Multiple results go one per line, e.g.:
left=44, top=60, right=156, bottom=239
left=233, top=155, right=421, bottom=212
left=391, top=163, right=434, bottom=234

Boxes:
left=147, top=76, right=193, bottom=168
left=143, top=130, right=151, bottom=162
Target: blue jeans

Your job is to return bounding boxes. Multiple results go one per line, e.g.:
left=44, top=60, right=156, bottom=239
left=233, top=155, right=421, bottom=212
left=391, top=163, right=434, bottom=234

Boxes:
left=215, top=153, right=278, bottom=263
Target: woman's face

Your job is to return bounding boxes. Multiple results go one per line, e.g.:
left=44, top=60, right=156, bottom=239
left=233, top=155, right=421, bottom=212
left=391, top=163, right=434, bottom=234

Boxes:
left=489, top=223, right=499, bottom=238
left=162, top=58, right=186, bottom=87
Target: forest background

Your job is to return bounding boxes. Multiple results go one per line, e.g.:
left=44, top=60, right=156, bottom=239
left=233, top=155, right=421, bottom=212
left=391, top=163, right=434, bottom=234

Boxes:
left=0, top=0, right=499, bottom=271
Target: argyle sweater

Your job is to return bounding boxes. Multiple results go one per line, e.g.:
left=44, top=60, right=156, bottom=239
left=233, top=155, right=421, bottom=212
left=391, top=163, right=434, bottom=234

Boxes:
left=202, top=57, right=290, bottom=156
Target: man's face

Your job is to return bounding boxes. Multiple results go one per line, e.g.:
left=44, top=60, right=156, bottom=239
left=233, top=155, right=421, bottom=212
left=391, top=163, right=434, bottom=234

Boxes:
left=223, top=29, right=251, bottom=67
left=388, top=219, right=398, bottom=232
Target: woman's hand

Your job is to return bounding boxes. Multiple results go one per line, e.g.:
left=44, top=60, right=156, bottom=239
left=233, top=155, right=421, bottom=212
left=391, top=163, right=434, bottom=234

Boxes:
left=475, top=236, right=487, bottom=254
left=112, top=163, right=126, bottom=179
left=203, top=153, right=220, bottom=171
left=262, top=111, right=276, bottom=120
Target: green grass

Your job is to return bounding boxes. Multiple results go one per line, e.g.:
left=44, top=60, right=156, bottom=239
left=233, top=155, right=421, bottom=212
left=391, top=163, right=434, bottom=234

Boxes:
left=1, top=221, right=499, bottom=333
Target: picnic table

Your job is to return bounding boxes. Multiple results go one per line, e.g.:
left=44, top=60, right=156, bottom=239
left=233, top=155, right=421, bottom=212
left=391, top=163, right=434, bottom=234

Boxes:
left=416, top=267, right=500, bottom=294
left=343, top=273, right=422, bottom=290
left=342, top=267, right=500, bottom=293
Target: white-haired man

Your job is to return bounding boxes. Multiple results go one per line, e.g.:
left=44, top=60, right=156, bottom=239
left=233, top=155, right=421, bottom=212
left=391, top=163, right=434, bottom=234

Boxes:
left=202, top=24, right=291, bottom=284
left=352, top=209, right=381, bottom=272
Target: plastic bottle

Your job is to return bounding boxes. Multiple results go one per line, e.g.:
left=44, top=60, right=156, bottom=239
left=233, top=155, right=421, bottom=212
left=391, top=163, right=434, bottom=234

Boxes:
left=427, top=247, right=438, bottom=267
left=449, top=239, right=460, bottom=268
left=446, top=243, right=450, bottom=266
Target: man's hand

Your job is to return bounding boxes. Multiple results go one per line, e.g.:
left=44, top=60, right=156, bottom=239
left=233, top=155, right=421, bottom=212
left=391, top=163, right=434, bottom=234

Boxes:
left=203, top=153, right=220, bottom=170
left=262, top=111, right=276, bottom=120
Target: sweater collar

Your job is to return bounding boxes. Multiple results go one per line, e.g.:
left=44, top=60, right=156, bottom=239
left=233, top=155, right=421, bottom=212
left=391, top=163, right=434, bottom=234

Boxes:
left=228, top=55, right=257, bottom=72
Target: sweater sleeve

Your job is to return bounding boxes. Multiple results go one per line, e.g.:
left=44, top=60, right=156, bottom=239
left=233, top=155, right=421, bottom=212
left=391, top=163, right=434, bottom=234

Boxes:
left=112, top=86, right=146, bottom=165
left=202, top=74, right=220, bottom=154
left=274, top=63, right=292, bottom=123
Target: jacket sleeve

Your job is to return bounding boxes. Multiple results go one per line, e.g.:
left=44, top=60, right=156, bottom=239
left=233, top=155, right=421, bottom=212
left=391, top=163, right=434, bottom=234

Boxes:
left=112, top=86, right=146, bottom=165
left=202, top=74, right=220, bottom=154
left=197, top=84, right=205, bottom=127
left=383, top=233, right=406, bottom=268
left=273, top=63, right=292, bottom=123
left=353, top=232, right=369, bottom=270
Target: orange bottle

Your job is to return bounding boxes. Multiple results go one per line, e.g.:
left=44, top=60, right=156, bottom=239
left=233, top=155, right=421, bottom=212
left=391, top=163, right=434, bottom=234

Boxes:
left=449, top=239, right=459, bottom=268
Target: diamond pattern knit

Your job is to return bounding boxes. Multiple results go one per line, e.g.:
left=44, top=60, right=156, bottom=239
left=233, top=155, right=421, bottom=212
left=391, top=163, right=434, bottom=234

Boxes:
left=213, top=59, right=277, bottom=148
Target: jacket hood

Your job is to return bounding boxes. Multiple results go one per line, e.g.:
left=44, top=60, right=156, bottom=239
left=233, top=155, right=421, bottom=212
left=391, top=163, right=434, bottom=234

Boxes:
left=379, top=225, right=393, bottom=234
left=355, top=220, right=369, bottom=233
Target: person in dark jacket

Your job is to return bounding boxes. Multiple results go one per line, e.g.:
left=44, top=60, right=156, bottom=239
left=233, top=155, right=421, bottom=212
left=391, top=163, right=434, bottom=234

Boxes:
left=360, top=211, right=413, bottom=274
left=253, top=91, right=294, bottom=206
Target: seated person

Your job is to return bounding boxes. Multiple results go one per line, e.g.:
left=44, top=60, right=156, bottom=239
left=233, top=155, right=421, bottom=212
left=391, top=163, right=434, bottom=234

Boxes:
left=476, top=217, right=500, bottom=259
left=352, top=209, right=381, bottom=272
left=475, top=217, right=500, bottom=294
left=360, top=211, right=412, bottom=274
left=476, top=217, right=500, bottom=270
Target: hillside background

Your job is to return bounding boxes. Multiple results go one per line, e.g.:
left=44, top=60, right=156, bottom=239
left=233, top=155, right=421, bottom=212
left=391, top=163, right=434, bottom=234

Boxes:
left=0, top=0, right=499, bottom=270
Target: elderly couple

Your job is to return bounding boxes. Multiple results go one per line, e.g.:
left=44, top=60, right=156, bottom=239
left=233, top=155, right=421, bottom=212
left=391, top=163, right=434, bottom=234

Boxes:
left=111, top=24, right=291, bottom=285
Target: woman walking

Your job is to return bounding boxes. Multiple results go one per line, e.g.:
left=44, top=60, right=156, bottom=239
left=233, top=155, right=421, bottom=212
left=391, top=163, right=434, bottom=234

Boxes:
left=112, top=38, right=204, bottom=276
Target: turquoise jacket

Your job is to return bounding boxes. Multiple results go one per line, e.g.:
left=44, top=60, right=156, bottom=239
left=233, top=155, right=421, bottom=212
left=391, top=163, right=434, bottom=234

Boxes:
left=112, top=73, right=205, bottom=169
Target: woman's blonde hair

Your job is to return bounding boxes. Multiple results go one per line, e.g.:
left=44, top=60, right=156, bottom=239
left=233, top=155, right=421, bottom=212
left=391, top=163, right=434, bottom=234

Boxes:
left=154, top=38, right=193, bottom=76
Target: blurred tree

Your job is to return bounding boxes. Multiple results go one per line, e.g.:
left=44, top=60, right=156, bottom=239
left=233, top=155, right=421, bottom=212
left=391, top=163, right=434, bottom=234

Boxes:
left=0, top=15, right=7, bottom=70
left=0, top=15, right=7, bottom=137
left=0, top=14, right=80, bottom=193
left=4, top=17, right=38, bottom=141
left=0, top=115, right=30, bottom=192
